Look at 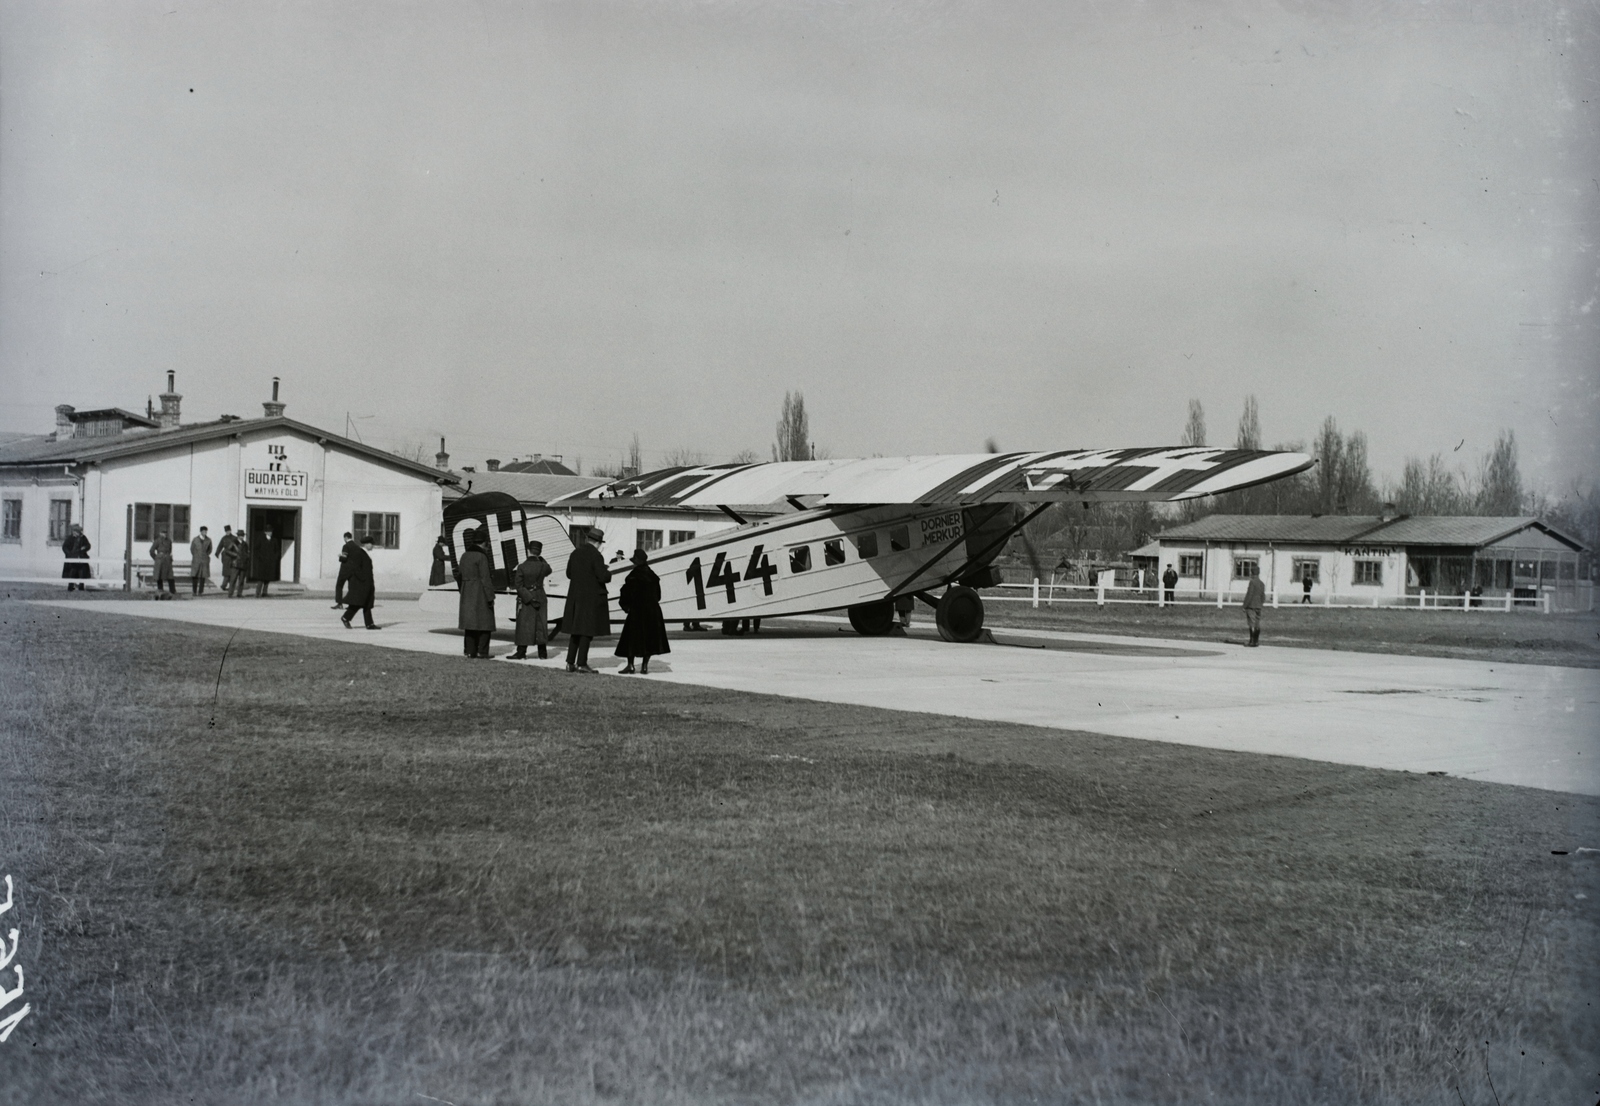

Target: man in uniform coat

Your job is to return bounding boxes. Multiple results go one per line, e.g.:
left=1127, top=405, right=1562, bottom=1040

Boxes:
left=506, top=540, right=552, bottom=660
left=615, top=549, right=670, bottom=674
left=340, top=536, right=380, bottom=629
left=1161, top=564, right=1179, bottom=605
left=456, top=528, right=496, bottom=658
left=563, top=526, right=610, bottom=673
left=429, top=534, right=450, bottom=587
left=189, top=526, right=213, bottom=596
left=333, top=531, right=356, bottom=608
left=1242, top=572, right=1267, bottom=647
left=62, top=524, right=91, bottom=591
left=150, top=530, right=176, bottom=598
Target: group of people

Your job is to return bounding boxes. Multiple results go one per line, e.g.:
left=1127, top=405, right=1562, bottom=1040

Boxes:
left=453, top=526, right=670, bottom=673
left=142, top=521, right=270, bottom=598
left=333, top=531, right=380, bottom=629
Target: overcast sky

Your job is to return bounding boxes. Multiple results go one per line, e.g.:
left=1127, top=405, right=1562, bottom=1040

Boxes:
left=4, top=1, right=1597, bottom=493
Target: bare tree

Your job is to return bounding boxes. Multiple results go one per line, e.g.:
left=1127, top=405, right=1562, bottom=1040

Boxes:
left=1235, top=395, right=1261, bottom=451
left=1393, top=454, right=1468, bottom=515
left=773, top=391, right=813, bottom=462
left=663, top=446, right=706, bottom=467
left=391, top=441, right=433, bottom=464
left=1475, top=429, right=1522, bottom=515
left=729, top=448, right=761, bottom=464
left=627, top=433, right=642, bottom=477
left=1180, top=400, right=1206, bottom=448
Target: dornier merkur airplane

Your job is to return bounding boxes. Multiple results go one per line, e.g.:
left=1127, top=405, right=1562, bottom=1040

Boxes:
left=532, top=447, right=1314, bottom=643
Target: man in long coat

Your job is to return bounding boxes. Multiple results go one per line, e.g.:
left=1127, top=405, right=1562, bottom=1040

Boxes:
left=215, top=526, right=240, bottom=594
left=563, top=526, right=610, bottom=673
left=1242, top=572, right=1267, bottom=647
left=430, top=535, right=450, bottom=587
left=456, top=529, right=496, bottom=658
left=250, top=524, right=279, bottom=597
left=225, top=532, right=249, bottom=597
left=615, top=549, right=670, bottom=674
left=340, top=536, right=380, bottom=629
left=189, top=526, right=213, bottom=596
left=150, top=531, right=176, bottom=598
left=506, top=540, right=552, bottom=660
left=62, top=524, right=91, bottom=591
left=1161, top=564, right=1179, bottom=606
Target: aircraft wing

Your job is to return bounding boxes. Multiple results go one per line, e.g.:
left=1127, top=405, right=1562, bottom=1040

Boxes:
left=549, top=448, right=1313, bottom=508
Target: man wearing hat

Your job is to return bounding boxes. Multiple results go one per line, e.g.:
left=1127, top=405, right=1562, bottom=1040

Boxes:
left=506, top=539, right=553, bottom=660
left=563, top=525, right=610, bottom=672
left=456, top=527, right=497, bottom=658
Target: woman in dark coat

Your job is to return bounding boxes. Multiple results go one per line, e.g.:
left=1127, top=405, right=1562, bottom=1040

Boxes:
left=563, top=526, right=610, bottom=673
left=62, top=524, right=91, bottom=591
left=456, top=530, right=496, bottom=658
left=429, top=535, right=449, bottom=587
left=615, top=549, right=670, bottom=674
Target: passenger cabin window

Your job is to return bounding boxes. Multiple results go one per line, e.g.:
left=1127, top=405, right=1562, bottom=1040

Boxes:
left=823, top=539, right=846, bottom=566
left=888, top=525, right=910, bottom=552
left=853, top=531, right=879, bottom=559
left=789, top=546, right=812, bottom=573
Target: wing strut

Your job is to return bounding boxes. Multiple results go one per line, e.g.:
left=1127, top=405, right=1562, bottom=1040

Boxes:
left=718, top=505, right=748, bottom=525
left=885, top=503, right=1052, bottom=600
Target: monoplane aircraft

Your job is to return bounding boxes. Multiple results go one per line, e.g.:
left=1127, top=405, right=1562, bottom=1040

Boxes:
left=523, top=447, right=1313, bottom=642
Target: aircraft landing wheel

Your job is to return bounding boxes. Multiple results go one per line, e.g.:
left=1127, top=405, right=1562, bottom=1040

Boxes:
left=847, top=600, right=896, bottom=636
left=935, top=586, right=985, bottom=643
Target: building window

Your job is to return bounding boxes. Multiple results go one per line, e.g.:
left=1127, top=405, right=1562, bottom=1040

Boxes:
left=1292, top=558, right=1319, bottom=584
left=888, top=525, right=910, bottom=552
left=133, top=503, right=190, bottom=543
left=353, top=512, right=400, bottom=550
left=1233, top=557, right=1259, bottom=579
left=48, top=500, right=72, bottom=543
left=669, top=530, right=695, bottom=545
left=823, top=538, right=846, bottom=566
left=636, top=529, right=664, bottom=551
left=1, top=499, right=19, bottom=543
left=1514, top=559, right=1536, bottom=579
left=1559, top=559, right=1576, bottom=581
left=1178, top=554, right=1203, bottom=577
left=1353, top=560, right=1383, bottom=586
left=789, top=545, right=812, bottom=573
left=853, top=531, right=879, bottom=559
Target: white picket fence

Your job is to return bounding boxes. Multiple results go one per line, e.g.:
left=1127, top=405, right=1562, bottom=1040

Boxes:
left=987, top=579, right=1573, bottom=614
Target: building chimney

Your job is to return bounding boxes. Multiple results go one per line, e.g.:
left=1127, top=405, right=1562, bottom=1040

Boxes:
left=435, top=437, right=450, bottom=471
left=1380, top=501, right=1399, bottom=522
left=532, top=453, right=542, bottom=463
left=486, top=458, right=500, bottom=472
left=158, top=371, right=183, bottom=430
left=55, top=405, right=76, bottom=440
left=262, top=376, right=286, bottom=419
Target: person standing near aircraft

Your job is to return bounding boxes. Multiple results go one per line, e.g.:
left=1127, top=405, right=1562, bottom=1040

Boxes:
left=1243, top=572, right=1267, bottom=647
left=616, top=549, right=670, bottom=674
left=189, top=526, right=213, bottom=596
left=62, top=524, right=91, bottom=591
left=340, top=536, right=379, bottom=630
left=1162, top=564, right=1178, bottom=605
left=333, top=531, right=356, bottom=608
left=150, top=530, right=176, bottom=598
left=564, top=526, right=610, bottom=673
left=456, top=528, right=496, bottom=658
left=507, top=540, right=552, bottom=660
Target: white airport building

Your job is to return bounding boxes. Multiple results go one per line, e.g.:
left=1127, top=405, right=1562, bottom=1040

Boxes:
left=0, top=375, right=458, bottom=593
left=1153, top=513, right=1591, bottom=611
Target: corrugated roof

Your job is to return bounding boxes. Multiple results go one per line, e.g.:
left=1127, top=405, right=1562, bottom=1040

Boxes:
left=1156, top=514, right=1587, bottom=551
left=0, top=416, right=459, bottom=485
left=1157, top=515, right=1391, bottom=543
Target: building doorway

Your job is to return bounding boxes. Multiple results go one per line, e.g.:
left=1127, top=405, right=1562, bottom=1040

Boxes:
left=247, top=507, right=300, bottom=583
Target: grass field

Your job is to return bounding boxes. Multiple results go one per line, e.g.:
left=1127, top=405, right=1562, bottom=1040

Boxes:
left=1, top=600, right=1597, bottom=1104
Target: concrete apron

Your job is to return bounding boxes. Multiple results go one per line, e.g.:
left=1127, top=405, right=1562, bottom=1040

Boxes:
left=30, top=597, right=1600, bottom=797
